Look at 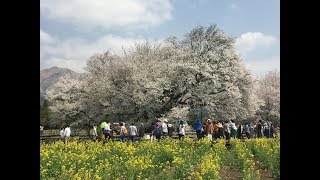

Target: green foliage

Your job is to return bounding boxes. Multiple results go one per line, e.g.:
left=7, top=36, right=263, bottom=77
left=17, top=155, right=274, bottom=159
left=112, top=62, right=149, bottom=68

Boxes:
left=40, top=99, right=51, bottom=128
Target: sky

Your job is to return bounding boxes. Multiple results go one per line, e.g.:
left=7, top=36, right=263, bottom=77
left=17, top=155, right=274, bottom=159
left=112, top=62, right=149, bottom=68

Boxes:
left=40, top=0, right=279, bottom=77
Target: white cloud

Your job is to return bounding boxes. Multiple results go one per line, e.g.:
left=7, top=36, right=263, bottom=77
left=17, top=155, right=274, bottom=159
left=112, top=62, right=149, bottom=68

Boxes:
left=40, top=29, right=57, bottom=60
left=40, top=31, right=157, bottom=73
left=235, top=32, right=277, bottom=56
left=244, top=56, right=280, bottom=78
left=40, top=0, right=173, bottom=30
left=40, top=29, right=56, bottom=44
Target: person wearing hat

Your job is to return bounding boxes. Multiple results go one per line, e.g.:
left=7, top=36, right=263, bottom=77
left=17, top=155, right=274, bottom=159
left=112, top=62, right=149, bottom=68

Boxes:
left=206, top=119, right=214, bottom=141
left=162, top=119, right=168, bottom=137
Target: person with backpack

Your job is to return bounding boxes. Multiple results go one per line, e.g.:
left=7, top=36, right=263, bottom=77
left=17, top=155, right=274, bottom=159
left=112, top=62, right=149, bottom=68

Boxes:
left=129, top=123, right=138, bottom=143
left=194, top=119, right=202, bottom=140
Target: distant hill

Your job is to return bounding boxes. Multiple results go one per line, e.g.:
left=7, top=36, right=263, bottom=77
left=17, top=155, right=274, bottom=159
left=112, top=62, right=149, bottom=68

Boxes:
left=40, top=66, right=84, bottom=105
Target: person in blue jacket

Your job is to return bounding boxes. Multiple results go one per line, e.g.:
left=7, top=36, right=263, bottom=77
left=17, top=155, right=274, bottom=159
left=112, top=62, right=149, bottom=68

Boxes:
left=194, top=119, right=202, bottom=140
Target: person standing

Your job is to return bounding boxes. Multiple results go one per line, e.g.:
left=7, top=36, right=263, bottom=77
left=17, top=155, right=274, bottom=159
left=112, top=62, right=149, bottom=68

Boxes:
left=263, top=121, right=268, bottom=138
left=194, top=119, right=202, bottom=140
left=178, top=121, right=186, bottom=140
left=270, top=123, right=275, bottom=138
left=90, top=125, right=98, bottom=141
left=167, top=124, right=174, bottom=137
left=59, top=127, right=65, bottom=142
left=201, top=122, right=207, bottom=138
left=150, top=122, right=156, bottom=141
left=162, top=119, right=169, bottom=137
left=153, top=122, right=162, bottom=141
left=249, top=122, right=255, bottom=138
left=257, top=119, right=262, bottom=138
left=129, top=123, right=138, bottom=143
left=206, top=119, right=214, bottom=141
left=244, top=123, right=250, bottom=139
left=223, top=120, right=231, bottom=141
left=264, top=121, right=271, bottom=138
left=213, top=121, right=219, bottom=139
left=138, top=123, right=145, bottom=140
left=119, top=122, right=126, bottom=143
left=257, top=120, right=263, bottom=138
left=100, top=121, right=106, bottom=142
left=64, top=125, right=71, bottom=145
left=230, top=120, right=237, bottom=138
left=103, top=121, right=111, bottom=142
left=217, top=121, right=224, bottom=139
left=237, top=124, right=243, bottom=139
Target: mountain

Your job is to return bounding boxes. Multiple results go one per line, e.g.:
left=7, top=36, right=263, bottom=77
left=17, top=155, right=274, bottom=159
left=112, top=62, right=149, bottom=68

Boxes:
left=40, top=66, right=84, bottom=105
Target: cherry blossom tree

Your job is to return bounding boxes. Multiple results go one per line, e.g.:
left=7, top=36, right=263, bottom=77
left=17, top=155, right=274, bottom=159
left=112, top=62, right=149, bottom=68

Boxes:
left=47, top=25, right=261, bottom=127
left=255, top=70, right=280, bottom=124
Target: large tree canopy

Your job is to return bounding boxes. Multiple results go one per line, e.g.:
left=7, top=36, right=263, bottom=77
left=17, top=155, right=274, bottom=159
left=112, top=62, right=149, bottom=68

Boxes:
left=47, top=25, right=261, bottom=128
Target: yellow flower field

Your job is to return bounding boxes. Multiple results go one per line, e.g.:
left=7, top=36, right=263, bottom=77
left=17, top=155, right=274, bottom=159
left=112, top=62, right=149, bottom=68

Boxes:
left=40, top=136, right=280, bottom=179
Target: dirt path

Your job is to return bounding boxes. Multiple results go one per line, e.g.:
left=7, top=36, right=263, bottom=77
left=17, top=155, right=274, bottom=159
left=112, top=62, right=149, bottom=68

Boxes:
left=219, top=165, right=242, bottom=180
left=254, top=159, right=275, bottom=180
left=218, top=162, right=275, bottom=180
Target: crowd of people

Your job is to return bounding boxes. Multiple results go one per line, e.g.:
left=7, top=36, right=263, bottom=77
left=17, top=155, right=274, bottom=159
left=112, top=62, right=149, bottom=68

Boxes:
left=57, top=117, right=279, bottom=144
left=84, top=117, right=279, bottom=144
left=96, top=119, right=174, bottom=143
left=194, top=118, right=278, bottom=141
